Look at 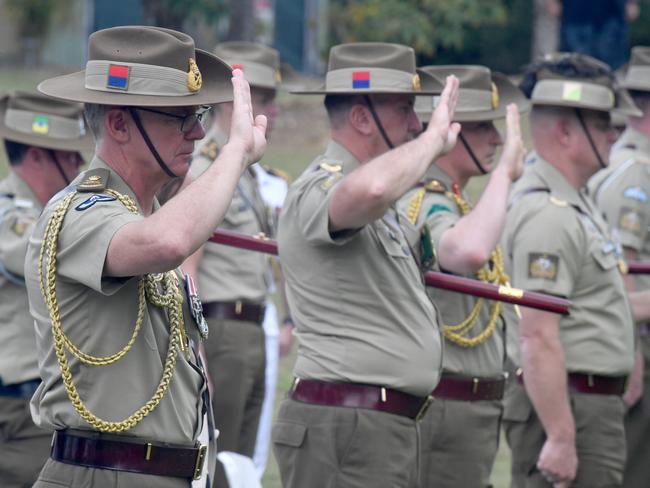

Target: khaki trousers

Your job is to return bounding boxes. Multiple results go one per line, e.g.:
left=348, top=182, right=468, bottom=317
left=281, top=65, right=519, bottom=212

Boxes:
left=204, top=318, right=266, bottom=455
left=419, top=397, right=502, bottom=488
left=272, top=397, right=420, bottom=488
left=33, top=458, right=193, bottom=488
left=503, top=379, right=626, bottom=488
left=204, top=318, right=265, bottom=488
left=623, top=335, right=650, bottom=488
left=0, top=395, right=51, bottom=488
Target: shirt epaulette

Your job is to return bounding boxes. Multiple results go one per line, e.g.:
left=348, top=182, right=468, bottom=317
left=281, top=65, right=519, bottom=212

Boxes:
left=264, top=166, right=293, bottom=183
left=77, top=168, right=110, bottom=193
left=199, top=140, right=219, bottom=160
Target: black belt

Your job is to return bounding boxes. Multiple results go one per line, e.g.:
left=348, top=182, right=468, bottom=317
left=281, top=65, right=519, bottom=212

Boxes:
left=51, top=430, right=207, bottom=480
left=201, top=300, right=265, bottom=324
left=0, top=378, right=40, bottom=398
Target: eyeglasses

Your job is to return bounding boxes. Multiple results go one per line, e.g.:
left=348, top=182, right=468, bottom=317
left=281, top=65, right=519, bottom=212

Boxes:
left=134, top=106, right=212, bottom=133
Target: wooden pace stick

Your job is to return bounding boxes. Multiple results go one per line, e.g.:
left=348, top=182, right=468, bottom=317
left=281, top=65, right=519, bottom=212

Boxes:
left=627, top=261, right=650, bottom=275
left=208, top=229, right=571, bottom=315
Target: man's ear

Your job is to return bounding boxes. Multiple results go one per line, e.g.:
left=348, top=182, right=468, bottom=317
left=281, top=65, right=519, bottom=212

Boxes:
left=556, top=115, right=573, bottom=147
left=26, top=146, right=46, bottom=167
left=104, top=108, right=130, bottom=143
left=348, top=103, right=373, bottom=136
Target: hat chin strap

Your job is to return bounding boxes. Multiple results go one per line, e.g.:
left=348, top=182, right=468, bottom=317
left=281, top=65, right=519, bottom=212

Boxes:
left=127, top=108, right=178, bottom=179
left=46, top=149, right=71, bottom=186
left=574, top=108, right=607, bottom=170
left=363, top=95, right=394, bottom=150
left=458, top=133, right=488, bottom=175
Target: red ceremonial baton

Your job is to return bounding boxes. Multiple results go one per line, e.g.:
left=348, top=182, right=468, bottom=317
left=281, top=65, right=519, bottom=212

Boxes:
left=627, top=261, right=650, bottom=275
left=208, top=229, right=570, bottom=315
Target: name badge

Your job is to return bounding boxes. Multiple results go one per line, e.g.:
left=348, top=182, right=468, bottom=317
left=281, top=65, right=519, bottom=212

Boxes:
left=184, top=273, right=209, bottom=340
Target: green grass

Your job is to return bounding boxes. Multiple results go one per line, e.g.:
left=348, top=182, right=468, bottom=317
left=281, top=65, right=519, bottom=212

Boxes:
left=1, top=68, right=515, bottom=488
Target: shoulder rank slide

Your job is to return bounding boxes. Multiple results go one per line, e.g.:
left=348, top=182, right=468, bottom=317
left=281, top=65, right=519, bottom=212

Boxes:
left=77, top=169, right=110, bottom=193
left=319, top=162, right=342, bottom=173
left=265, top=166, right=293, bottom=183
left=422, top=179, right=446, bottom=193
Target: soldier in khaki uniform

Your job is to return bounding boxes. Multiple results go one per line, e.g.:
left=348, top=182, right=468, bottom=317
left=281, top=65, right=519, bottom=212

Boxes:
left=272, top=42, right=461, bottom=488
left=22, top=26, right=267, bottom=488
left=396, top=66, right=528, bottom=488
left=181, top=42, right=292, bottom=486
left=0, top=91, right=90, bottom=487
left=588, top=46, right=650, bottom=488
left=502, top=53, right=650, bottom=487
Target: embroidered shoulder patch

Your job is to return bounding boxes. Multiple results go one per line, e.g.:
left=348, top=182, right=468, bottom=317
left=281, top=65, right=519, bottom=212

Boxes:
left=618, top=207, right=644, bottom=235
left=623, top=186, right=648, bottom=203
left=528, top=253, right=559, bottom=281
left=11, top=216, right=35, bottom=236
left=75, top=194, right=117, bottom=211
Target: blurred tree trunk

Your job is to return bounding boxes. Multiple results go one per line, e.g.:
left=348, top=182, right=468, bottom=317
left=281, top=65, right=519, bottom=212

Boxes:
left=531, top=0, right=559, bottom=61
left=227, top=0, right=256, bottom=41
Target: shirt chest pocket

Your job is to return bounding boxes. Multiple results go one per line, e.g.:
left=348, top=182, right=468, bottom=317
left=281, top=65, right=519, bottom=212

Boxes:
left=589, top=241, right=619, bottom=271
left=375, top=222, right=410, bottom=259
left=224, top=196, right=258, bottom=229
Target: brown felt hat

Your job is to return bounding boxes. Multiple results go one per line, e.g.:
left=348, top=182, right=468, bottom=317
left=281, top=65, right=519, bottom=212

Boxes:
left=292, top=42, right=440, bottom=95
left=213, top=41, right=300, bottom=91
left=414, top=65, right=530, bottom=123
left=38, top=26, right=233, bottom=107
left=621, top=46, right=650, bottom=92
left=0, top=91, right=93, bottom=151
left=529, top=52, right=640, bottom=117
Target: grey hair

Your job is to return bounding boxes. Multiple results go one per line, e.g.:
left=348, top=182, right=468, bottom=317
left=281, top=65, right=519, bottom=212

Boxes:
left=83, top=103, right=112, bottom=140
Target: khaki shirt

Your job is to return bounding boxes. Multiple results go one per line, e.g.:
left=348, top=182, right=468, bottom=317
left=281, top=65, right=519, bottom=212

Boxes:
left=278, top=140, right=442, bottom=397
left=189, top=127, right=269, bottom=303
left=24, top=157, right=206, bottom=445
left=589, top=127, right=650, bottom=292
left=503, top=154, right=634, bottom=374
left=0, top=172, right=41, bottom=384
left=397, top=164, right=505, bottom=377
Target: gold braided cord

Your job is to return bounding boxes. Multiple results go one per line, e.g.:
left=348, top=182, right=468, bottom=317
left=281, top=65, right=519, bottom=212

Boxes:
left=38, top=188, right=186, bottom=432
left=441, top=190, right=509, bottom=347
left=406, top=188, right=426, bottom=225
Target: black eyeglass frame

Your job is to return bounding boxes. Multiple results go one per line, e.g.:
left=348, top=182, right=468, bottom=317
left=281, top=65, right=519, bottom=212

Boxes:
left=134, top=106, right=212, bottom=133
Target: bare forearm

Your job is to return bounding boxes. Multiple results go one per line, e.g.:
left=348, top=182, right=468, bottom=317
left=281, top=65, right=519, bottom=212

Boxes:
left=329, top=132, right=445, bottom=231
left=105, top=142, right=246, bottom=276
left=520, top=310, right=575, bottom=444
left=521, top=332, right=575, bottom=443
left=629, top=289, right=650, bottom=322
left=438, top=166, right=512, bottom=273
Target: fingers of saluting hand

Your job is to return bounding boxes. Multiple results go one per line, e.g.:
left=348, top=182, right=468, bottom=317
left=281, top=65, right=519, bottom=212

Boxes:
left=231, top=68, right=253, bottom=124
left=505, top=103, right=521, bottom=142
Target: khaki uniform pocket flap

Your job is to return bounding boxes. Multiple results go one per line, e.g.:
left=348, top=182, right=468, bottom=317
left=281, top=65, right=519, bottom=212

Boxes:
left=272, top=421, right=307, bottom=447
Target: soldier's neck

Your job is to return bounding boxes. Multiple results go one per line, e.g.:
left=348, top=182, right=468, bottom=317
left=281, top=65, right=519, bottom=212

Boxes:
left=628, top=113, right=650, bottom=140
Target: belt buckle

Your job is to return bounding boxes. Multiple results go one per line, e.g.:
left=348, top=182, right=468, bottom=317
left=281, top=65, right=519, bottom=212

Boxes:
left=415, top=395, right=434, bottom=422
left=193, top=444, right=207, bottom=480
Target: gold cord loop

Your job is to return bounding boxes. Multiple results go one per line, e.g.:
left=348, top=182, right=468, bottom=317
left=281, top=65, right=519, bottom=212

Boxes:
left=442, top=190, right=509, bottom=347
left=38, top=188, right=186, bottom=432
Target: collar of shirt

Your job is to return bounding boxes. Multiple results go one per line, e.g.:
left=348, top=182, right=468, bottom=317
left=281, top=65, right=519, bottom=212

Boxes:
left=529, top=154, right=585, bottom=209
left=322, top=139, right=361, bottom=176
left=617, top=126, right=650, bottom=155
